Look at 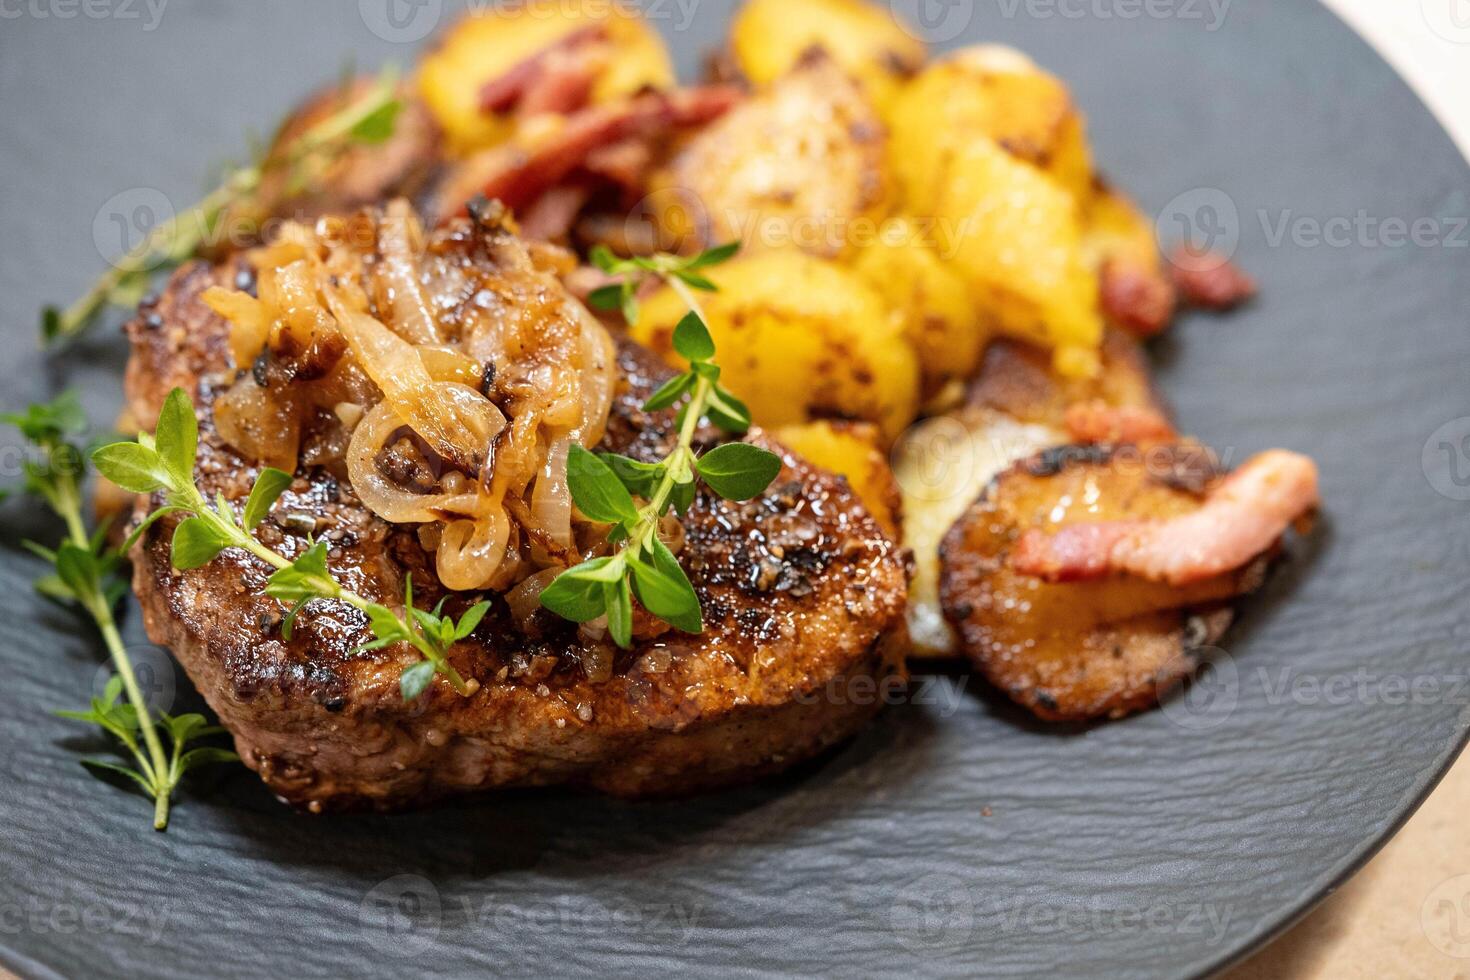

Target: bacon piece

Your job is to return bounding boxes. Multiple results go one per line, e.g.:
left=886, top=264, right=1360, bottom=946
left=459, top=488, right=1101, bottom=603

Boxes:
left=478, top=26, right=607, bottom=115
left=1011, top=449, right=1319, bottom=586
left=462, top=86, right=743, bottom=216
left=1064, top=400, right=1177, bottom=444
left=1100, top=258, right=1177, bottom=337
left=583, top=138, right=654, bottom=195
left=1169, top=248, right=1257, bottom=310
left=518, top=185, right=590, bottom=243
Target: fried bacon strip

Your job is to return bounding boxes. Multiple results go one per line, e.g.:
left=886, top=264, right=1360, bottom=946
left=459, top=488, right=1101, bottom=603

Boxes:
left=1011, top=449, right=1319, bottom=585
left=478, top=25, right=608, bottom=115
left=1064, top=400, right=1176, bottom=444
left=1169, top=248, right=1258, bottom=310
left=1099, top=258, right=1178, bottom=338
left=457, top=86, right=742, bottom=216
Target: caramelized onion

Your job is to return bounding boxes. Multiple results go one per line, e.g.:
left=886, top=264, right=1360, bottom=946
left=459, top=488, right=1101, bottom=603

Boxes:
left=437, top=513, right=512, bottom=592
left=203, top=200, right=620, bottom=597
left=417, top=345, right=484, bottom=386
left=531, top=437, right=573, bottom=550
left=269, top=259, right=339, bottom=357
left=506, top=567, right=560, bottom=633
left=374, top=199, right=440, bottom=345
left=328, top=297, right=505, bottom=472
left=346, top=401, right=458, bottom=522
left=202, top=286, right=270, bottom=368
left=215, top=376, right=301, bottom=473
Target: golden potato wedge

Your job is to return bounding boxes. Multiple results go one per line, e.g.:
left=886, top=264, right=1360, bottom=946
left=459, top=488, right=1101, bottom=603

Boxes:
left=899, top=329, right=1170, bottom=656
left=774, top=421, right=901, bottom=538
left=916, top=137, right=1103, bottom=375
left=887, top=45, right=1092, bottom=205
left=939, top=445, right=1267, bottom=721
left=416, top=5, right=674, bottom=154
left=730, top=0, right=925, bottom=113
left=653, top=53, right=889, bottom=260
left=850, top=217, right=988, bottom=400
left=632, top=251, right=920, bottom=443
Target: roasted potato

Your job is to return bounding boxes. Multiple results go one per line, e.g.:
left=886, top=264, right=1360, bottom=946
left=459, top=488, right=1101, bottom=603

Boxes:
left=884, top=46, right=1103, bottom=373
left=729, top=0, right=926, bottom=113
left=654, top=54, right=889, bottom=260
left=417, top=5, right=674, bottom=154
left=850, top=217, right=987, bottom=400
left=774, top=421, right=902, bottom=538
left=632, top=251, right=920, bottom=443
left=898, top=330, right=1170, bottom=656
left=921, top=137, right=1104, bottom=376
left=939, top=445, right=1266, bottom=721
left=887, top=46, right=1092, bottom=205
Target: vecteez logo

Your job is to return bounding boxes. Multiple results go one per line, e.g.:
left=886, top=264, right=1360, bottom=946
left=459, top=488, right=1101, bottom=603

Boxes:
left=0, top=0, right=168, bottom=31
left=890, top=0, right=976, bottom=43
left=359, top=875, right=443, bottom=956
left=1422, top=0, right=1470, bottom=44
left=359, top=0, right=444, bottom=43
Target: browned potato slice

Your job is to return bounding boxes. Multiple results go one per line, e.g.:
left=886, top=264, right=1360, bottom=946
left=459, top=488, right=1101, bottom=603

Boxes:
left=894, top=408, right=1061, bottom=655
left=653, top=53, right=889, bottom=259
left=967, top=329, right=1166, bottom=429
left=939, top=445, right=1266, bottom=721
left=897, top=329, right=1169, bottom=657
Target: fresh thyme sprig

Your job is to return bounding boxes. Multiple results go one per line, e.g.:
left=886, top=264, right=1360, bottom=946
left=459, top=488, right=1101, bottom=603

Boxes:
left=43, top=68, right=404, bottom=346
left=542, top=243, right=781, bottom=646
left=3, top=392, right=237, bottom=831
left=92, top=389, right=484, bottom=703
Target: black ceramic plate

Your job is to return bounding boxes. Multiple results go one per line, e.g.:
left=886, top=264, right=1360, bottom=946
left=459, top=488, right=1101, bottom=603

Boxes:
left=2, top=1, right=1467, bottom=976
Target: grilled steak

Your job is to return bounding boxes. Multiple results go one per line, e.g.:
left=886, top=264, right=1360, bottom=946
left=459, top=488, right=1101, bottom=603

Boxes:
left=123, top=255, right=907, bottom=812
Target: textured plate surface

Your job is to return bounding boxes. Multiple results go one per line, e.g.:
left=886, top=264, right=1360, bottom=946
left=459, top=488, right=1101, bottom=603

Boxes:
left=1, top=1, right=1467, bottom=977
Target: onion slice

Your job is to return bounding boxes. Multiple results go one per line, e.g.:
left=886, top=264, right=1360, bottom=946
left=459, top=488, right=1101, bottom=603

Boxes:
left=327, top=292, right=505, bottom=473
left=375, top=199, right=441, bottom=345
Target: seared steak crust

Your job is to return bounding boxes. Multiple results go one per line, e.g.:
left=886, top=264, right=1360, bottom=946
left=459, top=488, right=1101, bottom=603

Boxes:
left=125, top=260, right=907, bottom=811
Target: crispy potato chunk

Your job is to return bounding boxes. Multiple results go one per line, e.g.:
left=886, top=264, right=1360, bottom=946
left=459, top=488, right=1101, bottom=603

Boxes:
left=886, top=47, right=1103, bottom=373
left=730, top=0, right=925, bottom=113
left=632, top=251, right=920, bottom=443
left=774, top=421, right=902, bottom=538
left=939, top=445, right=1268, bottom=721
left=654, top=55, right=889, bottom=259
left=893, top=135, right=1103, bottom=376
left=887, top=46, right=1092, bottom=205
left=850, top=217, right=987, bottom=400
left=417, top=5, right=674, bottom=154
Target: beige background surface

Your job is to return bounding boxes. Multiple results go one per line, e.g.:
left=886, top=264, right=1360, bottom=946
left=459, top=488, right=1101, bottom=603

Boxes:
left=1225, top=1, right=1470, bottom=976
